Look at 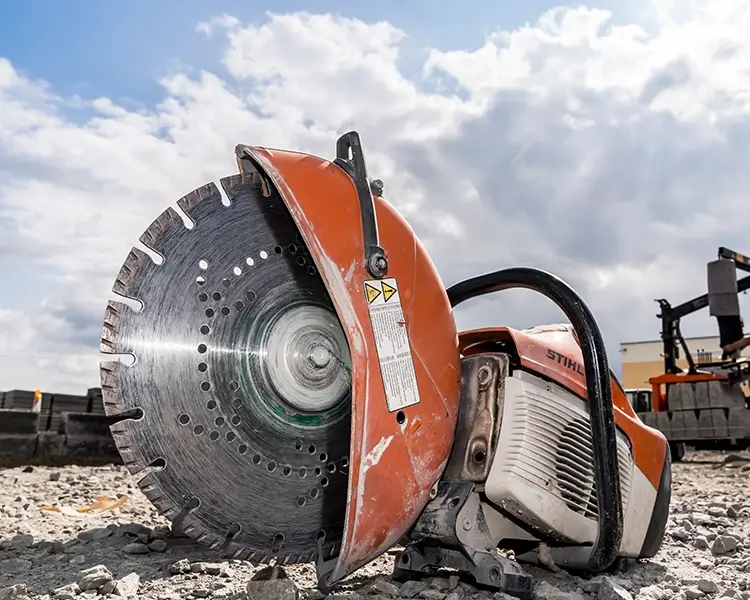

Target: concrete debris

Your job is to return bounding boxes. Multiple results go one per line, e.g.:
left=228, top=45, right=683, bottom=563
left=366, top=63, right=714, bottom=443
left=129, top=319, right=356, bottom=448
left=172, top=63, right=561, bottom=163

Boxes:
left=76, top=565, right=113, bottom=591
left=0, top=585, right=28, bottom=600
left=596, top=578, right=632, bottom=600
left=1, top=451, right=750, bottom=600
left=400, top=581, right=428, bottom=598
left=367, top=578, right=401, bottom=596
left=50, top=584, right=79, bottom=600
left=246, top=567, right=299, bottom=600
left=122, top=541, right=149, bottom=554
left=712, top=535, right=739, bottom=556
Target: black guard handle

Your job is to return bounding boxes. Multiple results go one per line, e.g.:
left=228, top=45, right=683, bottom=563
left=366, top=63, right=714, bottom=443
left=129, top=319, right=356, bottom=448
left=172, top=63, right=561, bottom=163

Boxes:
left=446, top=267, right=623, bottom=573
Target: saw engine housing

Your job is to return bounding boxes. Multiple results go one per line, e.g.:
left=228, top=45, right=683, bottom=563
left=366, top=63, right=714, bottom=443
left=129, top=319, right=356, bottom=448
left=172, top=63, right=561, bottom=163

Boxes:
left=101, top=132, right=670, bottom=600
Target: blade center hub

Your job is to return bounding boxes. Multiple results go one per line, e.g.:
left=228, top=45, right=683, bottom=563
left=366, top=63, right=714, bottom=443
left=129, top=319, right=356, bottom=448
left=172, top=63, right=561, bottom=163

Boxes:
left=262, top=303, right=351, bottom=414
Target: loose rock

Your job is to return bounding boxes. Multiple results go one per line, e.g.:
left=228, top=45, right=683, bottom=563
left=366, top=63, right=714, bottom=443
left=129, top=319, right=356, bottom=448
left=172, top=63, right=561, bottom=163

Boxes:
left=0, top=559, right=32, bottom=574
left=246, top=567, right=298, bottom=600
left=149, top=538, right=168, bottom=552
left=113, top=573, right=140, bottom=596
left=51, top=584, right=79, bottom=600
left=598, top=578, right=633, bottom=600
left=399, top=581, right=429, bottom=598
left=123, top=542, right=150, bottom=555
left=712, top=536, right=739, bottom=556
left=77, top=565, right=113, bottom=592
left=170, top=558, right=192, bottom=574
left=0, top=585, right=27, bottom=600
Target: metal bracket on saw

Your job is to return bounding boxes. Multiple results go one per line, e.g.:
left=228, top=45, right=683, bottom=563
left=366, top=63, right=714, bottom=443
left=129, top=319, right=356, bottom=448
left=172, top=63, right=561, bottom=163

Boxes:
left=393, top=481, right=534, bottom=600
left=333, top=131, right=388, bottom=279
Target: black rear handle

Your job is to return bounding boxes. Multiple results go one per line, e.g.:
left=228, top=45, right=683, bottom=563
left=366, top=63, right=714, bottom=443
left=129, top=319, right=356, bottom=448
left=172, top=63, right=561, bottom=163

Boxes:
left=446, top=267, right=623, bottom=573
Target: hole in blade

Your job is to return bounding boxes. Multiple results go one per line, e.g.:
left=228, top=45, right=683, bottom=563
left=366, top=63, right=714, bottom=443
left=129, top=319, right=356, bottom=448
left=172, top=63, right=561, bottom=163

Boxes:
left=272, top=533, right=285, bottom=552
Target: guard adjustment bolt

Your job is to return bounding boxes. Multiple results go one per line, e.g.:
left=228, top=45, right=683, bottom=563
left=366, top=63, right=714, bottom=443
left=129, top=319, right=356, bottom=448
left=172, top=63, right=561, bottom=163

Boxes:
left=370, top=179, right=384, bottom=196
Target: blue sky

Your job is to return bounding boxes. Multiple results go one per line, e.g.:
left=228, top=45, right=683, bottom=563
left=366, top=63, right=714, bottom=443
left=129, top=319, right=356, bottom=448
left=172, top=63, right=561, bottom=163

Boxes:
left=0, top=0, right=631, bottom=105
left=0, top=0, right=633, bottom=313
left=4, top=0, right=748, bottom=392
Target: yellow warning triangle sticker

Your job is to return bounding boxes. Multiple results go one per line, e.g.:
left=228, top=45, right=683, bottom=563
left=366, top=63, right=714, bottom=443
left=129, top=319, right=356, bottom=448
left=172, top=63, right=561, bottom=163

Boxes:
left=382, top=281, right=397, bottom=302
left=365, top=283, right=381, bottom=304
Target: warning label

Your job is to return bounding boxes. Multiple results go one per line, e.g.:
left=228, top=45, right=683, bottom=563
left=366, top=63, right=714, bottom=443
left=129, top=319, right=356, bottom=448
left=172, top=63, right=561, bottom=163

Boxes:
left=362, top=277, right=421, bottom=413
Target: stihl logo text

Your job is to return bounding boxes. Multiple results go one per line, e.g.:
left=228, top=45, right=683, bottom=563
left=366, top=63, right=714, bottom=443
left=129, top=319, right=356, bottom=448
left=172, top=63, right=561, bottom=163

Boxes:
left=546, top=349, right=585, bottom=376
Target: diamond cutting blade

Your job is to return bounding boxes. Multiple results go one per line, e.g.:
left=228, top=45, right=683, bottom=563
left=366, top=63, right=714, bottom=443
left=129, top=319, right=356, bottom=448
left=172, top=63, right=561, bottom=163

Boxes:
left=99, top=174, right=352, bottom=564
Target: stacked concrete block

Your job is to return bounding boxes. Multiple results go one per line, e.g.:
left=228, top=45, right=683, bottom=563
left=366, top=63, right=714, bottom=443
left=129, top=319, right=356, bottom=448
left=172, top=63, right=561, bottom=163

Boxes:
left=48, top=393, right=88, bottom=433
left=4, top=389, right=37, bottom=410
left=0, top=409, right=40, bottom=466
left=711, top=408, right=729, bottom=437
left=58, top=412, right=120, bottom=462
left=86, top=387, right=106, bottom=415
left=669, top=411, right=686, bottom=439
left=668, top=383, right=696, bottom=411
left=728, top=406, right=750, bottom=440
left=639, top=379, right=750, bottom=442
left=0, top=386, right=121, bottom=467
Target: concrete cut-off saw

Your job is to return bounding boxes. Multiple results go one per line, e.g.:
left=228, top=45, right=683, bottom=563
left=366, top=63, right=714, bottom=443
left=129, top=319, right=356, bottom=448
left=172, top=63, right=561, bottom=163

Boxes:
left=99, top=132, right=671, bottom=600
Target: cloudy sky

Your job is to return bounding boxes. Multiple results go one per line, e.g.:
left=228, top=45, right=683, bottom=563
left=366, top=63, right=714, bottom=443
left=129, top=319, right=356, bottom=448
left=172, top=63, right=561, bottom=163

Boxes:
left=1, top=0, right=750, bottom=395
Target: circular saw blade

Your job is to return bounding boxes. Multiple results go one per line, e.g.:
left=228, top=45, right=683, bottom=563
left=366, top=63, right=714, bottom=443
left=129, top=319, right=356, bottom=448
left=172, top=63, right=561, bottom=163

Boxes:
left=99, top=174, right=351, bottom=564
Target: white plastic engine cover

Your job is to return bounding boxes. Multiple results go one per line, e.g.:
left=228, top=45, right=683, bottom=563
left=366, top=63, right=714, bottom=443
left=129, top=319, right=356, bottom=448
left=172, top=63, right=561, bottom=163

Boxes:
left=484, top=370, right=634, bottom=546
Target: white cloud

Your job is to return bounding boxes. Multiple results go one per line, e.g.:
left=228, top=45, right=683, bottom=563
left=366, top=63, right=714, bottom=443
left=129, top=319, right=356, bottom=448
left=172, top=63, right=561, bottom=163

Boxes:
left=2, top=2, right=750, bottom=394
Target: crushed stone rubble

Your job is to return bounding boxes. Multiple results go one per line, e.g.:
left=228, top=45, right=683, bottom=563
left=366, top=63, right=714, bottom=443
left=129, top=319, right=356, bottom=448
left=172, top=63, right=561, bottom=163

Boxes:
left=1, top=451, right=749, bottom=600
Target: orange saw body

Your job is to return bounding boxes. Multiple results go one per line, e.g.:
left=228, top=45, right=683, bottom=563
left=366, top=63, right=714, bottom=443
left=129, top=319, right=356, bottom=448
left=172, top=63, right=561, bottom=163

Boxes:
left=101, top=133, right=670, bottom=600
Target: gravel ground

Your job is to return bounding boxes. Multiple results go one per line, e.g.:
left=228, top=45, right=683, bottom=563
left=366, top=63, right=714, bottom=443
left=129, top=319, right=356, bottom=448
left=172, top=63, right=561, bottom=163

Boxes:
left=1, top=450, right=749, bottom=600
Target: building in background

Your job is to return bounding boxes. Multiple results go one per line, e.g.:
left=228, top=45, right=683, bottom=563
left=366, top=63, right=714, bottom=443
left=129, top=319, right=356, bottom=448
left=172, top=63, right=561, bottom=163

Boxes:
left=620, top=335, right=750, bottom=393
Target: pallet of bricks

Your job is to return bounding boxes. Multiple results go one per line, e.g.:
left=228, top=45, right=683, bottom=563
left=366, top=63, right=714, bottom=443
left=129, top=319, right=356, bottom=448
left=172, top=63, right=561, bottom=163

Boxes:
left=0, top=387, right=118, bottom=466
left=638, top=380, right=750, bottom=442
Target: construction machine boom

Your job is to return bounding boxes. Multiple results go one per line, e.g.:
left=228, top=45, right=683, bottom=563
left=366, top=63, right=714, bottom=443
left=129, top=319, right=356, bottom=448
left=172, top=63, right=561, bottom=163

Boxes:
left=639, top=247, right=750, bottom=460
